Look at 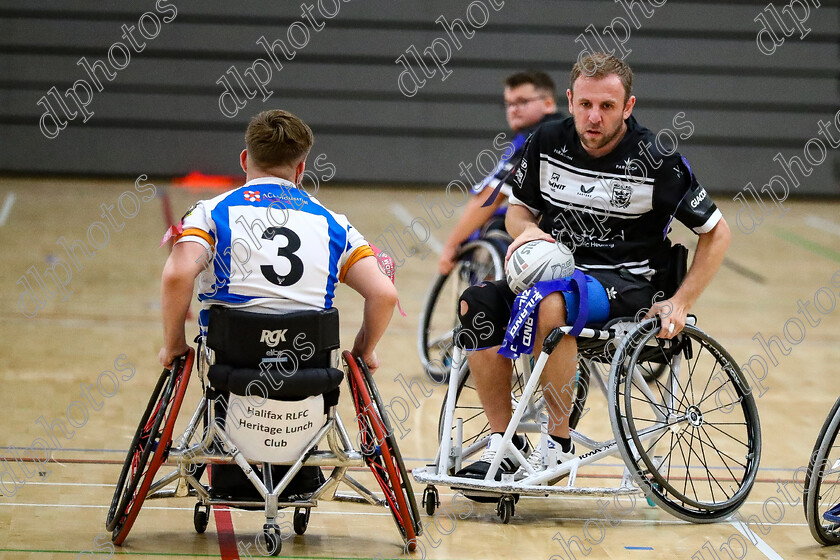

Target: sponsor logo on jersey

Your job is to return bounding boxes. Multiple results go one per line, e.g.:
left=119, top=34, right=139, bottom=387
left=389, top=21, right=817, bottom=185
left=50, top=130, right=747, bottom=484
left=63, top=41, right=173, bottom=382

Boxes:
left=614, top=157, right=636, bottom=171
left=579, top=184, right=595, bottom=197
left=690, top=188, right=707, bottom=208
left=514, top=167, right=525, bottom=185
left=520, top=159, right=528, bottom=171
left=260, top=329, right=288, bottom=347
left=605, top=286, right=617, bottom=300
left=610, top=181, right=633, bottom=209
left=548, top=173, right=566, bottom=191
left=553, top=146, right=572, bottom=160
left=244, top=190, right=261, bottom=202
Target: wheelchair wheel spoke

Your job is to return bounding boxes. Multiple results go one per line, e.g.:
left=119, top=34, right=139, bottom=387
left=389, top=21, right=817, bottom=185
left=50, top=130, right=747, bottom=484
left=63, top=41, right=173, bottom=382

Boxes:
left=614, top=323, right=760, bottom=519
left=696, top=425, right=748, bottom=471
left=701, top=420, right=751, bottom=453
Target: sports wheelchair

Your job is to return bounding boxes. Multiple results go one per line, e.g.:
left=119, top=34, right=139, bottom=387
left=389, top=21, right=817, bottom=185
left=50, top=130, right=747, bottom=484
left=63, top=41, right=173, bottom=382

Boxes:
left=418, top=212, right=511, bottom=382
left=105, top=307, right=421, bottom=555
left=413, top=276, right=762, bottom=524
left=804, top=394, right=840, bottom=544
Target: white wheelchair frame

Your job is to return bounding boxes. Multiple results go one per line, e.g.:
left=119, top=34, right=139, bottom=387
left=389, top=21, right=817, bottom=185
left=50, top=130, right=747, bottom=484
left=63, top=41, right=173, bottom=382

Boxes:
left=413, top=315, right=761, bottom=524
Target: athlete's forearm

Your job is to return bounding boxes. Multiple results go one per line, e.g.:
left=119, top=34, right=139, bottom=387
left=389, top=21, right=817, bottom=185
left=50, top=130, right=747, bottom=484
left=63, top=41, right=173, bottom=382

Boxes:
left=160, top=242, right=208, bottom=354
left=356, top=288, right=398, bottom=356
left=443, top=190, right=504, bottom=251
left=504, top=204, right=541, bottom=238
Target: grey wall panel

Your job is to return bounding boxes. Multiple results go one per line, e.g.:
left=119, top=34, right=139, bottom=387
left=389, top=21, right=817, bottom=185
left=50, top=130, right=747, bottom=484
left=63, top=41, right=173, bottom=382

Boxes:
left=4, top=54, right=836, bottom=106
left=3, top=1, right=838, bottom=36
left=7, top=88, right=837, bottom=150
left=0, top=0, right=838, bottom=195
left=3, top=19, right=837, bottom=74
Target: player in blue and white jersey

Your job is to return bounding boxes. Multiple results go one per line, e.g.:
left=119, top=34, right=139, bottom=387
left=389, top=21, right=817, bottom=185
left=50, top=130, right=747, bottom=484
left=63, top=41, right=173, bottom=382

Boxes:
left=437, top=71, right=564, bottom=275
left=158, top=110, right=397, bottom=373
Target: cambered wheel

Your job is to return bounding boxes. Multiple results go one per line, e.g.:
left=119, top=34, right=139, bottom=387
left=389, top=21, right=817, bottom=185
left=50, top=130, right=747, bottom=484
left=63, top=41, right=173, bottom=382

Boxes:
left=438, top=357, right=592, bottom=474
left=193, top=503, right=209, bottom=534
left=609, top=320, right=761, bottom=523
left=107, top=350, right=194, bottom=544
left=418, top=240, right=504, bottom=383
left=805, top=395, right=840, bottom=545
left=293, top=507, right=310, bottom=536
left=423, top=486, right=439, bottom=516
left=343, top=351, right=422, bottom=551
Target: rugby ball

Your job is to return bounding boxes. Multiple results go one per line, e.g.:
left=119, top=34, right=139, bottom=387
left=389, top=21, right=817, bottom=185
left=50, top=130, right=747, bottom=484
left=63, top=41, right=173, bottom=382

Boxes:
left=505, top=240, right=575, bottom=294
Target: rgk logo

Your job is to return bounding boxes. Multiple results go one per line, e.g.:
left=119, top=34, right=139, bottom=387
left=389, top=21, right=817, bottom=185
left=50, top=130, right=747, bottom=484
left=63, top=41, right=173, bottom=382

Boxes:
left=260, top=329, right=288, bottom=347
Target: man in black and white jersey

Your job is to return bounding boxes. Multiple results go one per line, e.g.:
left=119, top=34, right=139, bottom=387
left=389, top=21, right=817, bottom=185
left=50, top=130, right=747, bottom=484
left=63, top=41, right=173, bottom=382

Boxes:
left=455, top=53, right=731, bottom=481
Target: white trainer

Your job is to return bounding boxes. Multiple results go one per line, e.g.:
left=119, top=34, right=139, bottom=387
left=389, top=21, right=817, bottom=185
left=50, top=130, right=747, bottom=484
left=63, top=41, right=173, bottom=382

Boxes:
left=456, top=433, right=531, bottom=480
left=525, top=435, right=576, bottom=483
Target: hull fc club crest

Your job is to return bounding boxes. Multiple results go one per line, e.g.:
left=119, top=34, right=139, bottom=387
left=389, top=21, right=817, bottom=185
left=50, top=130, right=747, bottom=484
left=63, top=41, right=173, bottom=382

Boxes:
left=610, top=182, right=632, bottom=209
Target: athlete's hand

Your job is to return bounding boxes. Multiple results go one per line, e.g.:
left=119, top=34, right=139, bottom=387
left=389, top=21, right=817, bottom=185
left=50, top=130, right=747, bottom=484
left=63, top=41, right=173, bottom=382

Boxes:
left=358, top=351, right=380, bottom=374
left=159, top=344, right=190, bottom=368
left=505, top=226, right=554, bottom=264
left=646, top=297, right=687, bottom=339
left=438, top=244, right=458, bottom=275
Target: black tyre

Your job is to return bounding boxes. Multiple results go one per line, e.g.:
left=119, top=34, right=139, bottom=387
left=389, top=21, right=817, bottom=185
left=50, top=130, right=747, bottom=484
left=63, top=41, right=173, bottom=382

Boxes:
left=418, top=240, right=504, bottom=383
left=438, top=357, right=592, bottom=474
left=497, top=495, right=514, bottom=524
left=805, top=395, right=840, bottom=545
left=422, top=486, right=439, bottom=516
left=293, top=507, right=310, bottom=536
left=193, top=503, right=209, bottom=534
left=107, top=350, right=194, bottom=543
left=610, top=320, right=761, bottom=523
left=344, top=352, right=422, bottom=551
left=262, top=526, right=281, bottom=556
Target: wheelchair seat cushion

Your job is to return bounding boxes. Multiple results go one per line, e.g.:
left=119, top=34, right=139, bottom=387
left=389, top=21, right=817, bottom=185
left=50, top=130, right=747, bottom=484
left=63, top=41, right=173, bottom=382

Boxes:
left=208, top=364, right=343, bottom=404
left=207, top=306, right=340, bottom=369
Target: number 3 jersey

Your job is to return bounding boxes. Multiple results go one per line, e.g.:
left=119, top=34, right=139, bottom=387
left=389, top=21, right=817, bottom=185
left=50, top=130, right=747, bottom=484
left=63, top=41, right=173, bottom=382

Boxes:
left=176, top=178, right=373, bottom=313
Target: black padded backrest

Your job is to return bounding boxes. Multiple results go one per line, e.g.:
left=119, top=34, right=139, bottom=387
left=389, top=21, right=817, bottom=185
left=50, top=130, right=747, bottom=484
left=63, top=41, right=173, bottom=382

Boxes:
left=207, top=307, right=340, bottom=369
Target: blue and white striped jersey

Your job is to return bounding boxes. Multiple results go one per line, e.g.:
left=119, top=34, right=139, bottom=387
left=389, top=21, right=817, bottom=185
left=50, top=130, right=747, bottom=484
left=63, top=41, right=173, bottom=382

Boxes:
left=176, top=177, right=372, bottom=314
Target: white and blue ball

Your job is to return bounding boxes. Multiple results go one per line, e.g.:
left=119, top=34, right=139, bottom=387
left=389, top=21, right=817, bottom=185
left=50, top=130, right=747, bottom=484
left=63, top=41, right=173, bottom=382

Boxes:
left=505, top=240, right=575, bottom=294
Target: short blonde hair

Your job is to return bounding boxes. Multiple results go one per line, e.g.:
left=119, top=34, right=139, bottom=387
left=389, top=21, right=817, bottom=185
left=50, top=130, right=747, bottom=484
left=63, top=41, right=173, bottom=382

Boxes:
left=245, top=110, right=314, bottom=169
left=570, top=53, right=633, bottom=103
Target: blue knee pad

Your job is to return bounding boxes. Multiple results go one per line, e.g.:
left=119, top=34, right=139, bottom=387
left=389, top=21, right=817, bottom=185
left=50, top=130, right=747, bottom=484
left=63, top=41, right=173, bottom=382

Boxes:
left=561, top=274, right=610, bottom=326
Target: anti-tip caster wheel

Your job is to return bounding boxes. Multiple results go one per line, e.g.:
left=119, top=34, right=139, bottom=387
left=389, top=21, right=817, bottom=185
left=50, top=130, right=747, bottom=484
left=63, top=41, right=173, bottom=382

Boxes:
left=262, top=524, right=282, bottom=556
left=497, top=495, right=515, bottom=524
left=293, top=507, right=310, bottom=535
left=193, top=503, right=210, bottom=534
left=423, top=486, right=439, bottom=516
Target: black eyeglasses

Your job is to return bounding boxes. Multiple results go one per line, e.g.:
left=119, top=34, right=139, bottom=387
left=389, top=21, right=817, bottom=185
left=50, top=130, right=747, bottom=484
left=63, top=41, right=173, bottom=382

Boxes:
left=504, top=96, right=548, bottom=110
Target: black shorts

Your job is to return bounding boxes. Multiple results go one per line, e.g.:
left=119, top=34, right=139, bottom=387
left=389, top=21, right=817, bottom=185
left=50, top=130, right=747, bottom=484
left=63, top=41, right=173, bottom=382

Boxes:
left=456, top=268, right=657, bottom=350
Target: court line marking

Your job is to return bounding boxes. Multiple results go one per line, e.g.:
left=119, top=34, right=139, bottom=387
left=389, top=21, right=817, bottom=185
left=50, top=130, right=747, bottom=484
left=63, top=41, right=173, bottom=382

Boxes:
left=213, top=505, right=239, bottom=560
left=0, top=501, right=394, bottom=516
left=805, top=215, right=840, bottom=238
left=730, top=520, right=786, bottom=560
left=0, top=501, right=808, bottom=527
left=0, top=549, right=220, bottom=558
left=0, top=192, right=16, bottom=226
left=774, top=227, right=840, bottom=264
left=389, top=202, right=445, bottom=254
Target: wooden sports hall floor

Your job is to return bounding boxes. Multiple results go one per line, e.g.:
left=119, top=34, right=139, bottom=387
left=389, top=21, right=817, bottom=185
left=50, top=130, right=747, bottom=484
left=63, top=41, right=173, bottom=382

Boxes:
left=1, top=177, right=839, bottom=559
